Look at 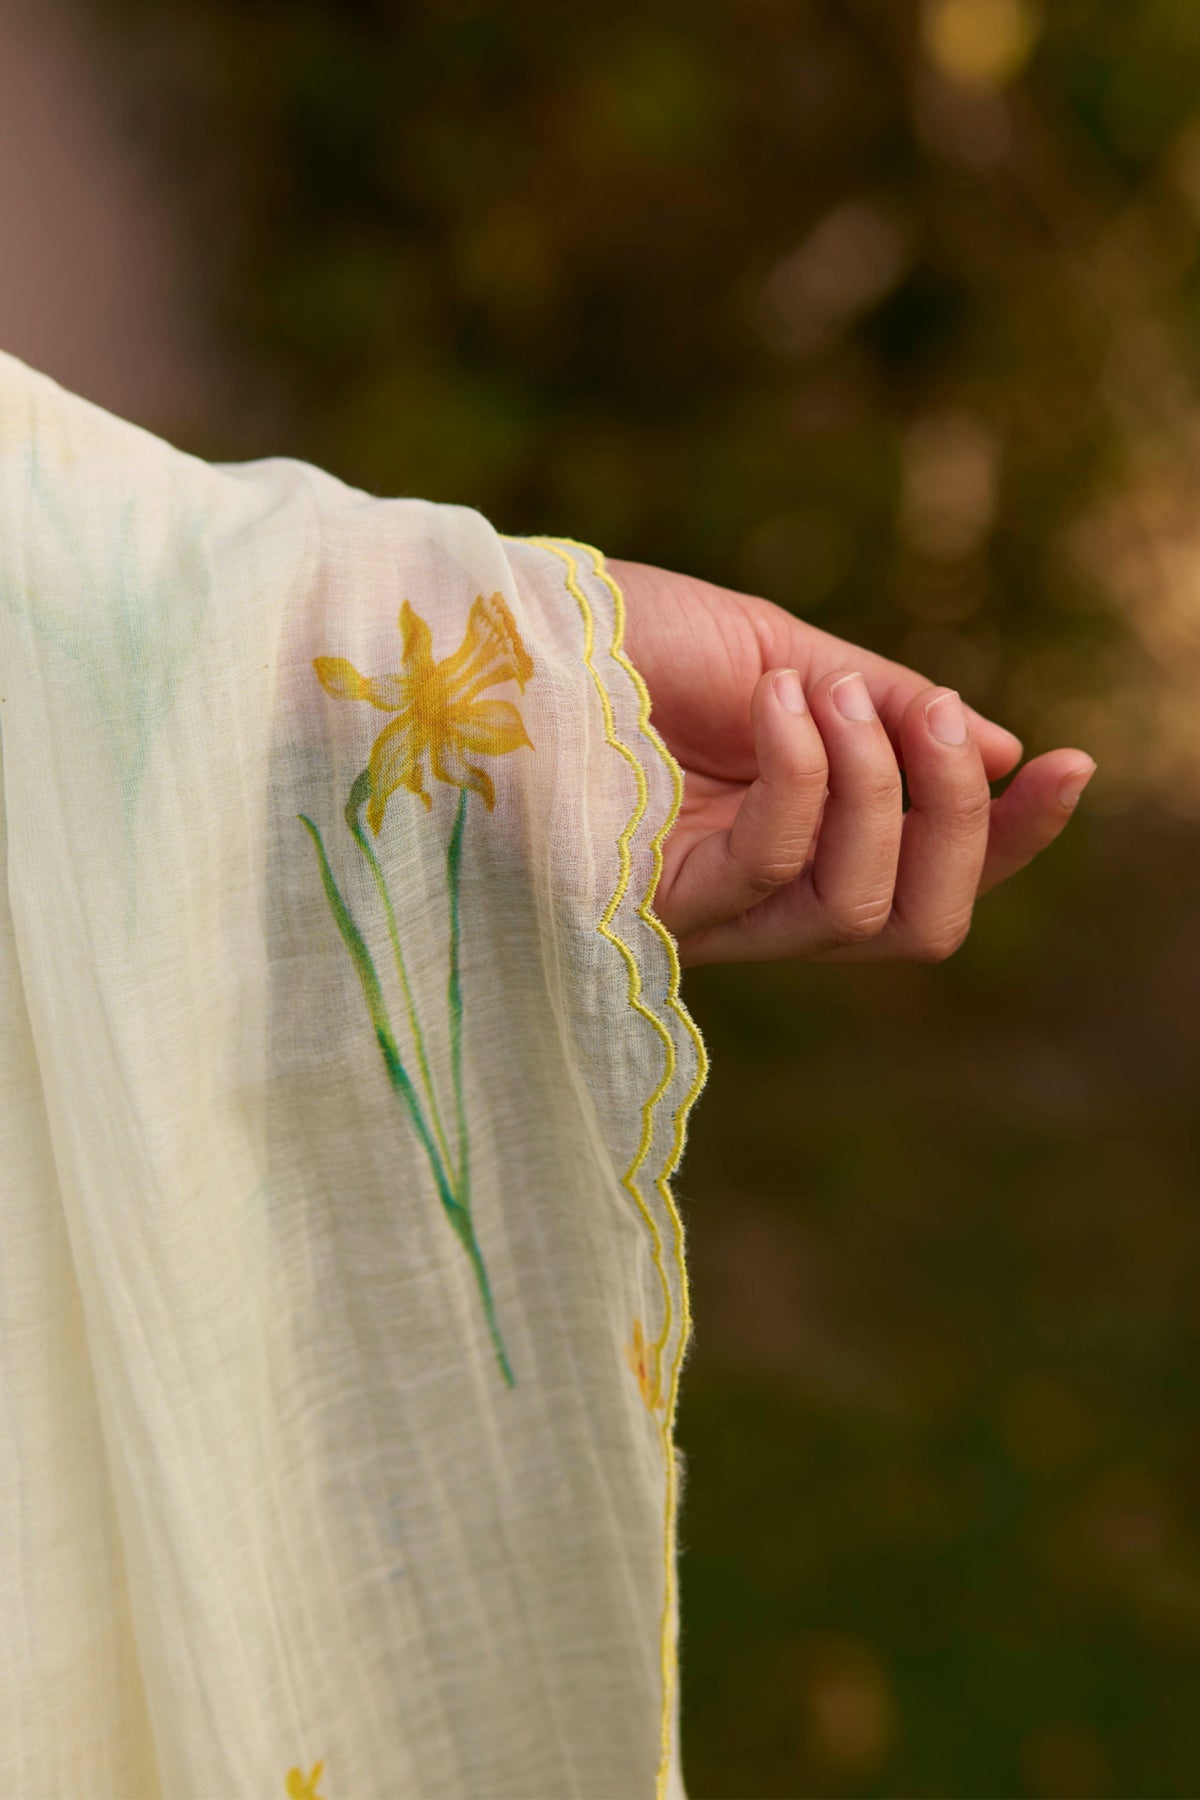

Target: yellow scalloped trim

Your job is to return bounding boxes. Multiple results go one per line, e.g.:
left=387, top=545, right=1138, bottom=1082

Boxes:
left=513, top=534, right=709, bottom=1800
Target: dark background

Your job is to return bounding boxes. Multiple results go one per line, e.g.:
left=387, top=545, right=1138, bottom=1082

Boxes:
left=12, top=1, right=1200, bottom=1792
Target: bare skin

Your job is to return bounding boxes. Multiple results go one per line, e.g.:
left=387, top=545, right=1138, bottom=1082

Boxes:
left=611, top=558, right=1095, bottom=970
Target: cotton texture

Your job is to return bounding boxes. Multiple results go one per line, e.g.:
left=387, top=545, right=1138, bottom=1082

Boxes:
left=0, top=351, right=706, bottom=1800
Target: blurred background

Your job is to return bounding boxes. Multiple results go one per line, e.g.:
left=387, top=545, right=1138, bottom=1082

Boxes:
left=5, top=0, right=1200, bottom=1792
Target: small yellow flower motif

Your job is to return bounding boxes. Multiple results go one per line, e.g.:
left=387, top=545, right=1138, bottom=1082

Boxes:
left=285, top=1762, right=326, bottom=1800
left=626, top=1317, right=662, bottom=1410
left=313, top=591, right=534, bottom=833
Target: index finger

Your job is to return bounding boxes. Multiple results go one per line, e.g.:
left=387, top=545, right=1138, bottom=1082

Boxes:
left=757, top=613, right=1024, bottom=782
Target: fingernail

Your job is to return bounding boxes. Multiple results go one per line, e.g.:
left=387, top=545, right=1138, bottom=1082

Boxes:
left=773, top=668, right=807, bottom=715
left=1058, top=763, right=1096, bottom=808
left=830, top=672, right=875, bottom=721
left=925, top=690, right=967, bottom=745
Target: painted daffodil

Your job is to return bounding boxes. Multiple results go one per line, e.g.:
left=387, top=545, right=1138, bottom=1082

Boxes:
left=313, top=591, right=533, bottom=832
left=626, top=1317, right=662, bottom=1411
left=285, top=1761, right=326, bottom=1800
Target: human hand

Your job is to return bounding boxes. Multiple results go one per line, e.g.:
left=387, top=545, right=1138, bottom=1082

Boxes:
left=610, top=558, right=1095, bottom=969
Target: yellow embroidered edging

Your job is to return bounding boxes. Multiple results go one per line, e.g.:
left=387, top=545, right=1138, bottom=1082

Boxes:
left=572, top=538, right=710, bottom=1800
left=512, top=534, right=709, bottom=1800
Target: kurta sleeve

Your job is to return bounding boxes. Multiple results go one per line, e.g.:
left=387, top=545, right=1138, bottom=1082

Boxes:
left=0, top=348, right=707, bottom=1800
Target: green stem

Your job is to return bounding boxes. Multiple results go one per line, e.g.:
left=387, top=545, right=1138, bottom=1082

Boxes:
left=461, top=1224, right=514, bottom=1389
left=298, top=800, right=514, bottom=1389
left=297, top=811, right=457, bottom=1217
left=447, top=786, right=470, bottom=1201
left=344, top=769, right=455, bottom=1178
left=443, top=787, right=512, bottom=1385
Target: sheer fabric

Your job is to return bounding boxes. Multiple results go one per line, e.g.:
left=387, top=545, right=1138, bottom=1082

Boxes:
left=0, top=351, right=706, bottom=1800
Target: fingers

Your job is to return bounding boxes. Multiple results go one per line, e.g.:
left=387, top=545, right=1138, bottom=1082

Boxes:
left=675, top=667, right=905, bottom=964
left=660, top=668, right=829, bottom=940
left=661, top=654, right=1094, bottom=969
left=841, top=655, right=1022, bottom=783
left=977, top=750, right=1096, bottom=896
left=757, top=607, right=1025, bottom=781
left=801, top=671, right=904, bottom=943
left=841, top=684, right=992, bottom=963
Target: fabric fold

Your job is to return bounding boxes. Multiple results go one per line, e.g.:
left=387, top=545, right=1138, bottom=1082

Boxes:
left=0, top=349, right=706, bottom=1800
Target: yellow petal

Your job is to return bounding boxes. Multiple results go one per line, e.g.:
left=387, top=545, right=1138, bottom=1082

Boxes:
left=399, top=601, right=435, bottom=679
left=486, top=592, right=535, bottom=688
left=312, top=655, right=406, bottom=710
left=452, top=699, right=533, bottom=757
left=285, top=1765, right=326, bottom=1800
left=366, top=711, right=428, bottom=833
left=439, top=592, right=534, bottom=705
left=429, top=734, right=497, bottom=811
left=313, top=655, right=369, bottom=701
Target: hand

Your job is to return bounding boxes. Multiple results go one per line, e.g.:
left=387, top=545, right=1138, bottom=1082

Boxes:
left=610, top=558, right=1095, bottom=969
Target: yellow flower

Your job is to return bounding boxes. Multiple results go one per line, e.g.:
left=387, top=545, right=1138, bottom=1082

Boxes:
left=285, top=1762, right=326, bottom=1800
left=626, top=1317, right=662, bottom=1410
left=313, top=591, right=534, bottom=833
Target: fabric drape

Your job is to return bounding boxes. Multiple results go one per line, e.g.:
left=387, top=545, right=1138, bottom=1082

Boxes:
left=0, top=351, right=706, bottom=1800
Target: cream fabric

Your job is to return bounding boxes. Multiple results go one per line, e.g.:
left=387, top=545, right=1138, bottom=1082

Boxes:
left=0, top=350, right=706, bottom=1800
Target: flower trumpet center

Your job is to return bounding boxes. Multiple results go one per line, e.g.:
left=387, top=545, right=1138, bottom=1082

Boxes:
left=312, top=591, right=535, bottom=832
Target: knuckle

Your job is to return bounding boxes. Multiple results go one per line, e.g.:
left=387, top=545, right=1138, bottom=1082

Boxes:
left=938, top=789, right=992, bottom=843
left=819, top=893, right=893, bottom=945
left=858, top=772, right=904, bottom=811
left=782, top=752, right=829, bottom=790
left=742, top=856, right=806, bottom=898
left=908, top=910, right=974, bottom=963
left=728, top=810, right=817, bottom=898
